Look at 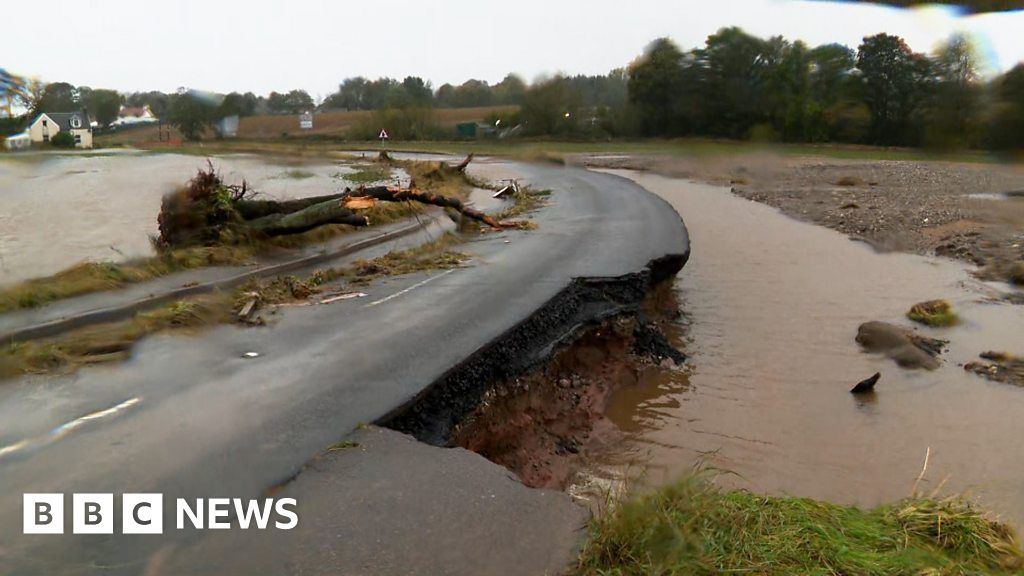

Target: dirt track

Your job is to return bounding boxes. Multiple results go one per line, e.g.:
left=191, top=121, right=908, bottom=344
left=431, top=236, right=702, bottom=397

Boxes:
left=584, top=153, right=1024, bottom=291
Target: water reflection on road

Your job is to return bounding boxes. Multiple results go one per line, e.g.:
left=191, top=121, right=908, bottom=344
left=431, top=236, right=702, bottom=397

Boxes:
left=594, top=170, right=1024, bottom=528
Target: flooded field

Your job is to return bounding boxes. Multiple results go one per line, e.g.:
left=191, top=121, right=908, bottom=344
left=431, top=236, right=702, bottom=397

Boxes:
left=0, top=152, right=404, bottom=285
left=595, top=170, right=1024, bottom=527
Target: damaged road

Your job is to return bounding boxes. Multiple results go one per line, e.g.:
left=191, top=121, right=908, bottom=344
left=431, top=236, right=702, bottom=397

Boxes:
left=0, top=161, right=689, bottom=575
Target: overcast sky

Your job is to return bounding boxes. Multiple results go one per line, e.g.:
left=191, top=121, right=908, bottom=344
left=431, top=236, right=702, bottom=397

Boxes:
left=5, top=0, right=1024, bottom=98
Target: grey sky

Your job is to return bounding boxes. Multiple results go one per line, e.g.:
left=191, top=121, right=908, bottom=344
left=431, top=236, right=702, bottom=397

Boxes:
left=6, top=0, right=1024, bottom=98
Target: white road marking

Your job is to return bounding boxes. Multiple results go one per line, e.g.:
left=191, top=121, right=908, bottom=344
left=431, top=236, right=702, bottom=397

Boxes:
left=0, top=440, right=30, bottom=460
left=49, top=397, right=141, bottom=440
left=0, top=396, right=142, bottom=463
left=364, top=269, right=456, bottom=308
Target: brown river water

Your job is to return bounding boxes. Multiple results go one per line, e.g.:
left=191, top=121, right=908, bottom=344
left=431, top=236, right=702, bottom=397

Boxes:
left=0, top=152, right=405, bottom=285
left=591, top=170, right=1024, bottom=528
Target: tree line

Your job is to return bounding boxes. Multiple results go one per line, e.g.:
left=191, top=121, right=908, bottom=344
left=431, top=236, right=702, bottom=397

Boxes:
left=4, top=26, right=1023, bottom=149
left=622, top=28, right=1021, bottom=149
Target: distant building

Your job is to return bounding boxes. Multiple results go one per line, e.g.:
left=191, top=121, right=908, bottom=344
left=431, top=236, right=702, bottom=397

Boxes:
left=215, top=115, right=239, bottom=138
left=27, top=112, right=93, bottom=148
left=112, top=104, right=158, bottom=127
left=3, top=131, right=32, bottom=150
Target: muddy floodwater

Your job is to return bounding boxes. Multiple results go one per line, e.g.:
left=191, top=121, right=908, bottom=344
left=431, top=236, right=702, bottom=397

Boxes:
left=595, top=170, right=1024, bottom=527
left=0, top=152, right=404, bottom=285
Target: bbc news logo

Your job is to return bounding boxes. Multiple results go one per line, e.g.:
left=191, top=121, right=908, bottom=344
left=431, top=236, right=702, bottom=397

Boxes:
left=23, top=494, right=298, bottom=534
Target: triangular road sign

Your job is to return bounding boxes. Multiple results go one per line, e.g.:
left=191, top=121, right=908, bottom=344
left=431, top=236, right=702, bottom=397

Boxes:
left=378, top=129, right=389, bottom=140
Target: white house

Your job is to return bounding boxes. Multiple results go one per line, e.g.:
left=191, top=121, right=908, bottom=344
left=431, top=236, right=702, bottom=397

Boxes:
left=27, top=112, right=93, bottom=148
left=111, top=105, right=157, bottom=127
left=3, top=131, right=32, bottom=150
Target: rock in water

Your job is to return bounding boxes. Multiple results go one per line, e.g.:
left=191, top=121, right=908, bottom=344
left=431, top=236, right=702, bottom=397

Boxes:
left=850, top=372, right=881, bottom=394
left=906, top=299, right=957, bottom=327
left=855, top=321, right=947, bottom=370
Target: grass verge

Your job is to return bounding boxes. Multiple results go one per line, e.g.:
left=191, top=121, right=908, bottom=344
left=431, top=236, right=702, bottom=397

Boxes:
left=576, top=473, right=1023, bottom=576
left=0, top=246, right=254, bottom=314
left=126, top=137, right=1022, bottom=165
left=0, top=234, right=470, bottom=381
left=0, top=295, right=231, bottom=380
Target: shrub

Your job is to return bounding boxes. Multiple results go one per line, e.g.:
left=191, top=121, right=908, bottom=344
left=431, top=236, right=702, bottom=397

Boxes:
left=50, top=131, right=76, bottom=148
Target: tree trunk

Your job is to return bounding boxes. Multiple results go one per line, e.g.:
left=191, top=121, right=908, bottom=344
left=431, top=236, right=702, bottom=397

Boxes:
left=247, top=199, right=368, bottom=236
left=235, top=192, right=348, bottom=220
left=351, top=186, right=512, bottom=228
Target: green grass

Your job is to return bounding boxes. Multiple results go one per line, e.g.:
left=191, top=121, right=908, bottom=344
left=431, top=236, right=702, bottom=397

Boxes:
left=0, top=246, right=255, bottom=314
left=0, top=233, right=472, bottom=381
left=495, top=186, right=550, bottom=221
left=341, top=163, right=394, bottom=184
left=274, top=169, right=315, bottom=179
left=130, top=137, right=1022, bottom=165
left=349, top=233, right=468, bottom=281
left=0, top=295, right=229, bottom=380
left=327, top=440, right=360, bottom=451
left=576, top=473, right=1023, bottom=576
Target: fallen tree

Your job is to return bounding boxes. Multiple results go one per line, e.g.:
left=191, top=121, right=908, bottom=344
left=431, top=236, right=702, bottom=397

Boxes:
left=158, top=155, right=521, bottom=247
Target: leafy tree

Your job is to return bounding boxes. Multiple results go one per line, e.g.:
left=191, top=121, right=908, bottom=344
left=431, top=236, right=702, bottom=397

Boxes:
left=450, top=80, right=493, bottom=108
left=808, top=43, right=856, bottom=105
left=401, top=76, right=433, bottom=106
left=926, top=34, right=982, bottom=148
left=492, top=74, right=527, bottom=105
left=32, top=82, right=78, bottom=115
left=434, top=83, right=457, bottom=107
left=85, top=89, right=122, bottom=126
left=520, top=76, right=584, bottom=136
left=987, top=64, right=1024, bottom=150
left=167, top=91, right=216, bottom=141
left=695, top=27, right=773, bottom=138
left=266, top=89, right=314, bottom=114
left=124, top=91, right=170, bottom=118
left=219, top=92, right=257, bottom=117
left=856, top=33, right=932, bottom=144
left=627, top=37, right=687, bottom=135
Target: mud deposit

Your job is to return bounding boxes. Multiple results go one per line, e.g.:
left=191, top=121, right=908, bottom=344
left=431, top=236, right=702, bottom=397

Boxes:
left=590, top=171, right=1024, bottom=528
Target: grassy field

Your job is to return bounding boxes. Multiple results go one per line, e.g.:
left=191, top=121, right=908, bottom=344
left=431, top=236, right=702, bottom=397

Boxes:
left=102, top=132, right=1024, bottom=166
left=97, top=106, right=515, bottom=146
left=576, top=473, right=1023, bottom=576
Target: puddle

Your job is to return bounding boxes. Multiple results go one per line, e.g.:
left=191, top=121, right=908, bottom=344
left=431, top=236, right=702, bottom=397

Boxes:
left=593, top=170, right=1024, bottom=527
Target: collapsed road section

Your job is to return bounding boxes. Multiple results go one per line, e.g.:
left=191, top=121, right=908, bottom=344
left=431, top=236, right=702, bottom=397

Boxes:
left=381, top=254, right=687, bottom=445
left=0, top=161, right=689, bottom=576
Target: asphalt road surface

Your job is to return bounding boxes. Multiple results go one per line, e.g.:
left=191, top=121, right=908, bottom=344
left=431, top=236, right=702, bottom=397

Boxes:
left=0, top=161, right=689, bottom=575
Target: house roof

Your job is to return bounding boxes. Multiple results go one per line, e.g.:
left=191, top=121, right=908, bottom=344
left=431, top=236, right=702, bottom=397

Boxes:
left=119, top=106, right=148, bottom=118
left=35, top=112, right=90, bottom=131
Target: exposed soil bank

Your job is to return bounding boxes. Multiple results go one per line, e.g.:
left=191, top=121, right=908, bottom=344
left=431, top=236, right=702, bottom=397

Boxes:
left=379, top=255, right=687, bottom=458
left=450, top=297, right=684, bottom=490
left=584, top=153, right=1024, bottom=290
